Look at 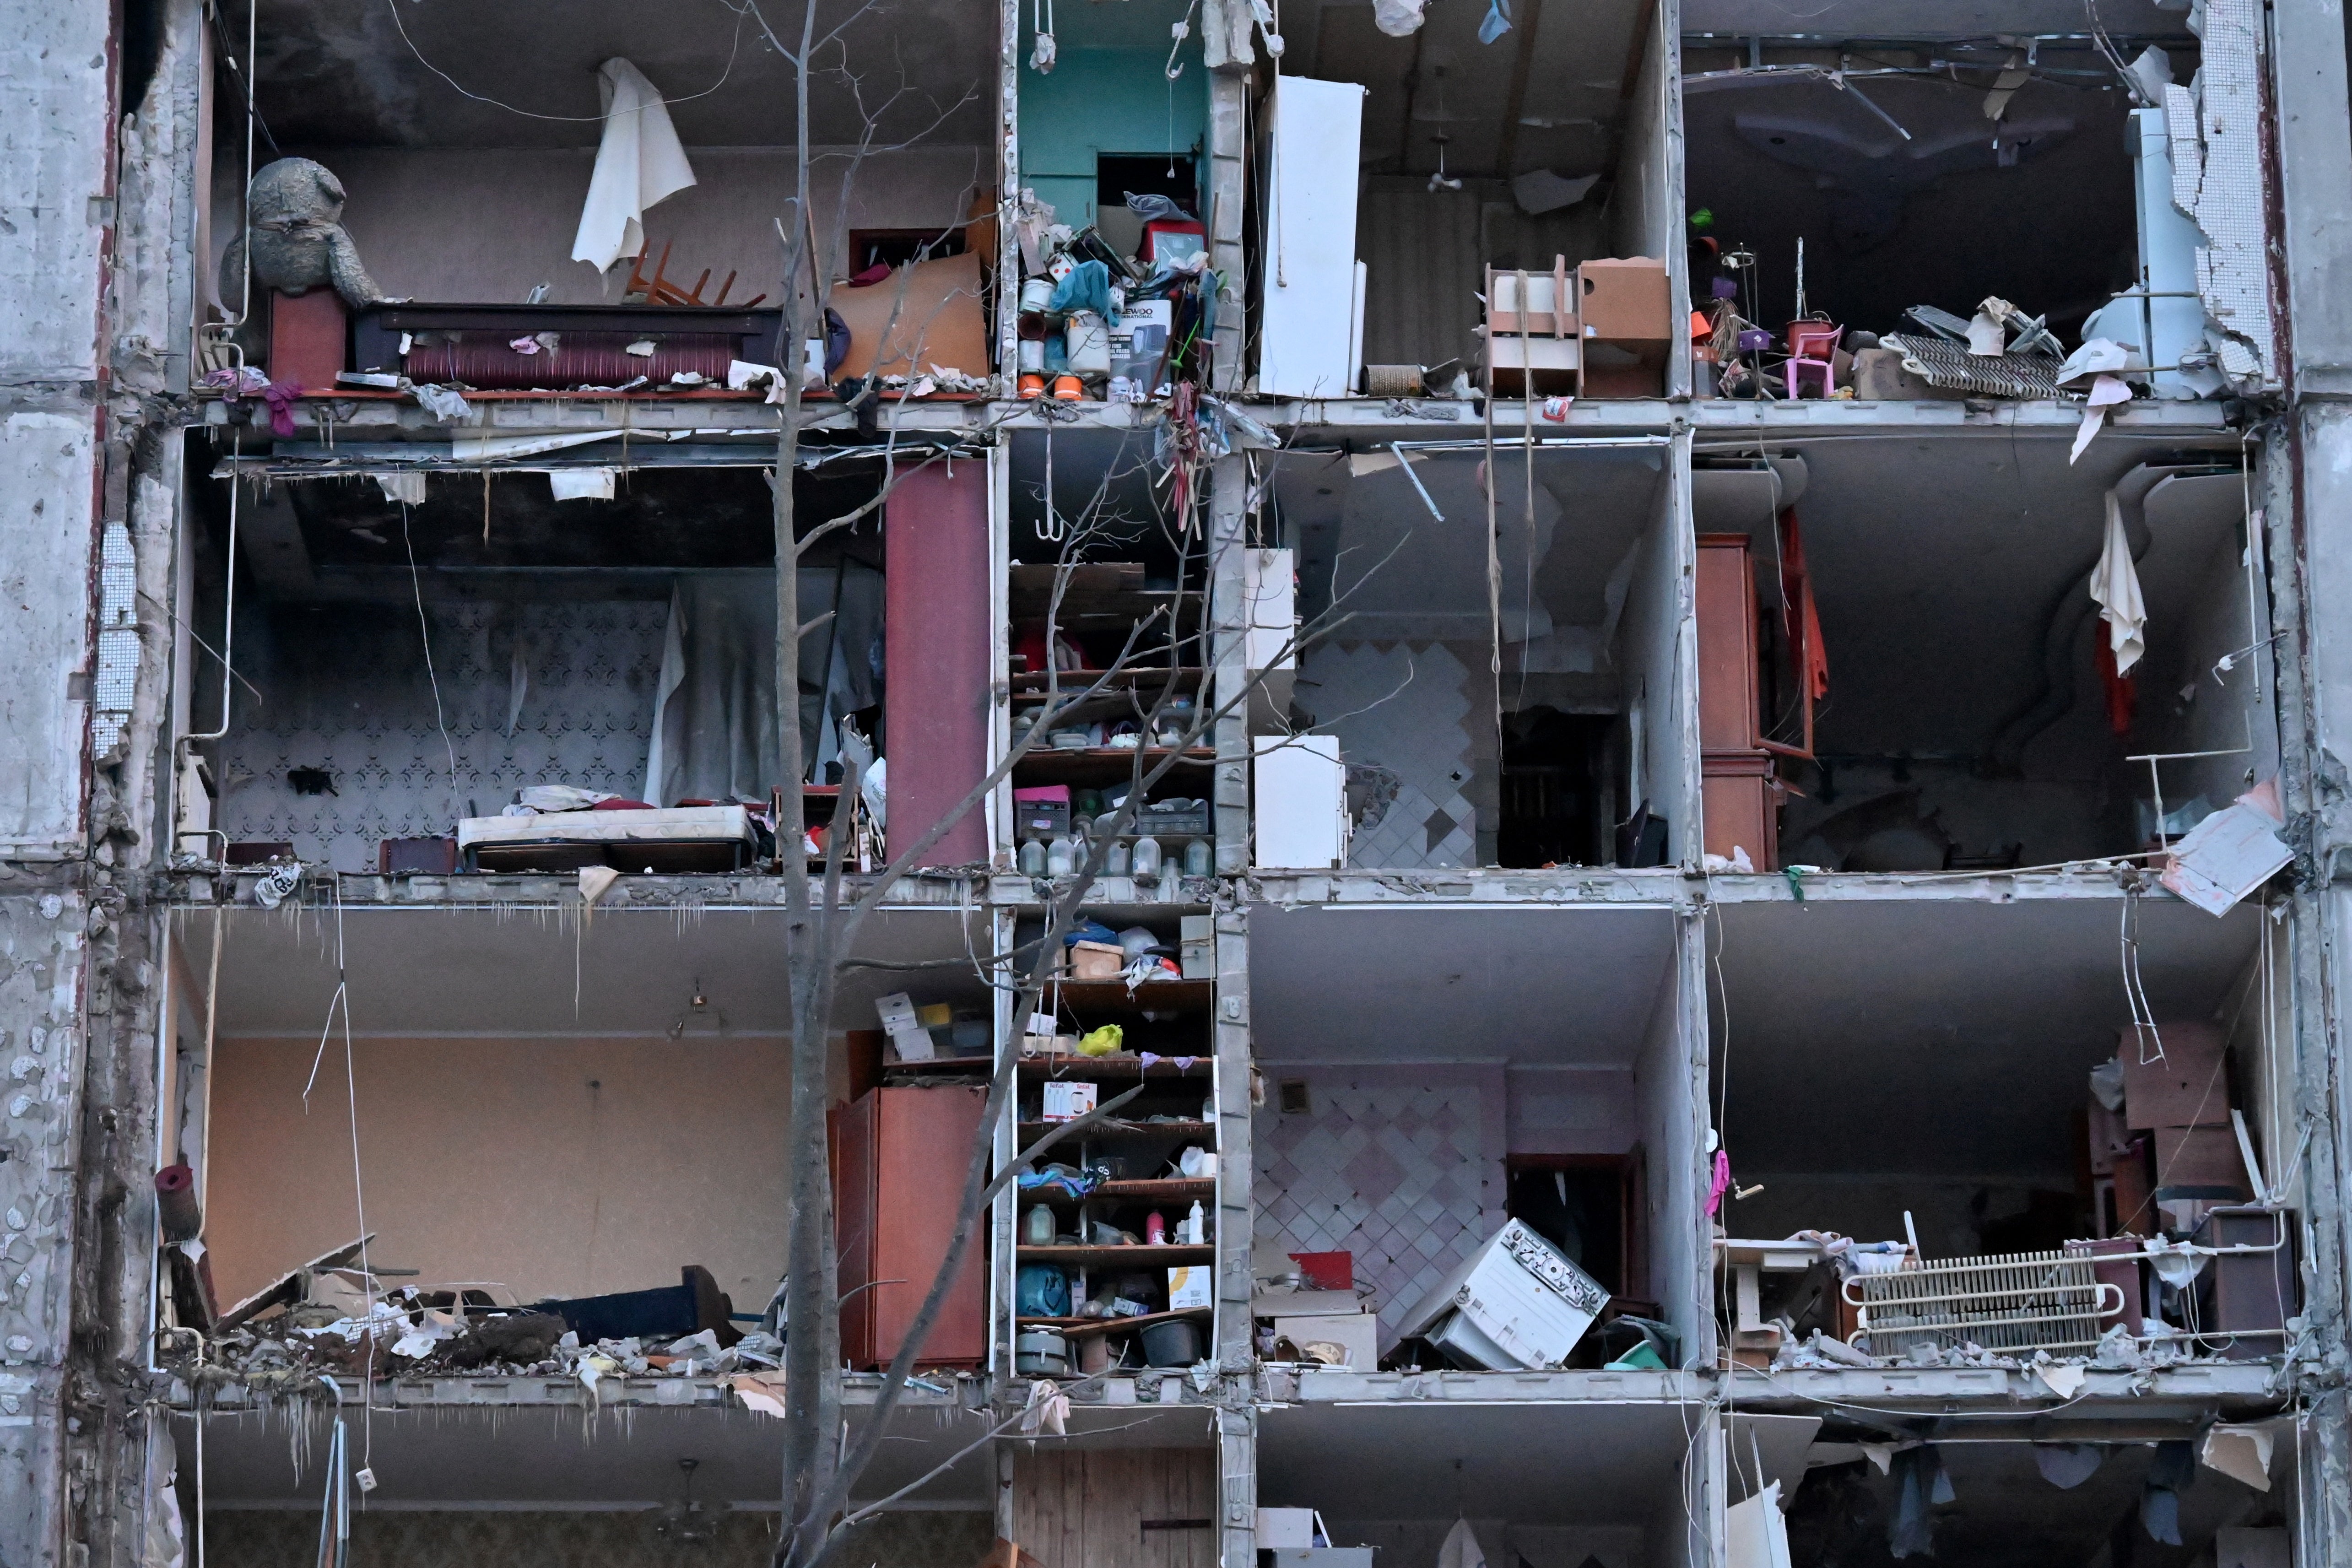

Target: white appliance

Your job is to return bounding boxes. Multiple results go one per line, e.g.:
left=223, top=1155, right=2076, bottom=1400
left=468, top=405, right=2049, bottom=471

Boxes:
left=1243, top=546, right=1297, bottom=733
left=1394, top=1218, right=1609, bottom=1370
left=1253, top=735, right=1347, bottom=869
left=1259, top=77, right=1366, bottom=397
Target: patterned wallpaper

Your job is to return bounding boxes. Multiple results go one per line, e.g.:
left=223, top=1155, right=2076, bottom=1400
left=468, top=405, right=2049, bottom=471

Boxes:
left=1252, top=1065, right=1508, bottom=1347
left=202, top=1506, right=992, bottom=1567
left=219, top=599, right=668, bottom=871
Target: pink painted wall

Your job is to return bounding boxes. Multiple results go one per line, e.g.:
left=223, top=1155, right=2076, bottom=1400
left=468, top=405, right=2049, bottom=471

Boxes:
left=884, top=461, right=991, bottom=867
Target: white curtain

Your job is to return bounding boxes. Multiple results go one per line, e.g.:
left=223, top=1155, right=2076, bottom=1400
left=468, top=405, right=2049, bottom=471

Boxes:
left=643, top=567, right=884, bottom=806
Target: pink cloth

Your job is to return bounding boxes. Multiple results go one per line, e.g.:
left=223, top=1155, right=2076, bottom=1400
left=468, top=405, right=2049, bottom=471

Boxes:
left=1704, top=1149, right=1731, bottom=1217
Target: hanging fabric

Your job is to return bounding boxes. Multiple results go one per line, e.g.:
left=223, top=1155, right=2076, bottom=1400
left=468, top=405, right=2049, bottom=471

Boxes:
left=2089, top=490, right=2147, bottom=675
left=570, top=59, right=697, bottom=272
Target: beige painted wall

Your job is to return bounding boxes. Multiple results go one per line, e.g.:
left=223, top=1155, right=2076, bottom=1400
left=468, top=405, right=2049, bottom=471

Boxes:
left=205, top=1035, right=791, bottom=1309
left=209, top=144, right=990, bottom=310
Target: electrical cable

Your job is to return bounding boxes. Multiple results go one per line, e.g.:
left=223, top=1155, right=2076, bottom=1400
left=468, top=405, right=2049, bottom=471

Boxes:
left=382, top=0, right=750, bottom=123
left=399, top=503, right=462, bottom=829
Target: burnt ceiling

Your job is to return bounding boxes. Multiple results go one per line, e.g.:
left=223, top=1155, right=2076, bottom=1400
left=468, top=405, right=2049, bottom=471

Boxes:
left=231, top=0, right=995, bottom=149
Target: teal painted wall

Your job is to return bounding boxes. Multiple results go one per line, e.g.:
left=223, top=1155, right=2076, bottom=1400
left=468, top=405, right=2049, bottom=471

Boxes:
left=1017, top=0, right=1207, bottom=232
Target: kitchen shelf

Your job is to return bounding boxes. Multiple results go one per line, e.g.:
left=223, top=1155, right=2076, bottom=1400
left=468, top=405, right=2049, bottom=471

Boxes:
left=1025, top=1179, right=1217, bottom=1205
left=1016, top=1306, right=1211, bottom=1339
left=890, top=1049, right=1211, bottom=1080
left=1017, top=1244, right=1214, bottom=1266
left=1011, top=666, right=1206, bottom=699
left=1010, top=747, right=1216, bottom=787
left=1043, top=980, right=1214, bottom=1016
left=1018, top=1119, right=1216, bottom=1143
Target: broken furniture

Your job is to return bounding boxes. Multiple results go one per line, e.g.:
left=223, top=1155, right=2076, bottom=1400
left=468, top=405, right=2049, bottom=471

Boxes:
left=534, top=1264, right=741, bottom=1346
left=1715, top=1235, right=1829, bottom=1367
left=2118, top=1023, right=2254, bottom=1222
left=833, top=1084, right=989, bottom=1369
left=1575, top=257, right=1672, bottom=397
left=1254, top=1285, right=1380, bottom=1369
left=1394, top=1218, right=1610, bottom=1371
left=456, top=804, right=757, bottom=873
left=1481, top=260, right=1579, bottom=398
left=2192, top=1206, right=2297, bottom=1358
left=354, top=302, right=787, bottom=389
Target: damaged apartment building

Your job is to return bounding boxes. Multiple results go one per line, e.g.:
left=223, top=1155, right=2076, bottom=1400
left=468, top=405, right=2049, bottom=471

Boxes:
left=12, top=0, right=2352, bottom=1565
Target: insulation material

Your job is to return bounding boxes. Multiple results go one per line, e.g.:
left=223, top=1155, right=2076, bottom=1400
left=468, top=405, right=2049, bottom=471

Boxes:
left=2163, top=0, right=2276, bottom=389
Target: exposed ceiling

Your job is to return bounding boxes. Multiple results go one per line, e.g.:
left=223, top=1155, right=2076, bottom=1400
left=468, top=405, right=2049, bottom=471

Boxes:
left=1258, top=1400, right=1694, bottom=1524
left=1682, top=59, right=2147, bottom=336
left=184, top=904, right=990, bottom=1037
left=1709, top=893, right=2261, bottom=1178
left=175, top=1400, right=999, bottom=1506
left=1681, top=0, right=2189, bottom=37
left=1281, top=444, right=1669, bottom=640
left=238, top=0, right=995, bottom=149
left=1292, top=0, right=1647, bottom=182
left=1691, top=435, right=2246, bottom=761
left=1248, top=904, right=1678, bottom=1065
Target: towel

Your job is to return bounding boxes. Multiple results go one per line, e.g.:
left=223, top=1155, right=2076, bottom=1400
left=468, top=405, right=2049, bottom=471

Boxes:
left=2089, top=491, right=2147, bottom=676
left=571, top=59, right=697, bottom=272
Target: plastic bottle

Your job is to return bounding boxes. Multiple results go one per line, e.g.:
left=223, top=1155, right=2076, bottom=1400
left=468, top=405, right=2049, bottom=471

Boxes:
left=1046, top=835, right=1077, bottom=876
left=1131, top=835, right=1162, bottom=883
left=1185, top=1200, right=1206, bottom=1245
left=1019, top=837, right=1046, bottom=876
left=1105, top=840, right=1131, bottom=876
left=1145, top=1210, right=1168, bottom=1244
left=1025, top=1204, right=1056, bottom=1245
left=1183, top=837, right=1212, bottom=877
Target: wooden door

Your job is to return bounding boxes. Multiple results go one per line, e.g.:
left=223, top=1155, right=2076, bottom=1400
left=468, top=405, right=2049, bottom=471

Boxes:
left=1012, top=1449, right=1218, bottom=1568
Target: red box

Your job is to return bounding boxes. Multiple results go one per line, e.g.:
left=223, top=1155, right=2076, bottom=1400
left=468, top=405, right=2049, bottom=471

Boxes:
left=268, top=287, right=349, bottom=393
left=1288, top=1251, right=1352, bottom=1291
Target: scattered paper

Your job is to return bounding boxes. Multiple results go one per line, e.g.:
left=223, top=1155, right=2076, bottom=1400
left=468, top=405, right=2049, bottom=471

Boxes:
left=547, top=468, right=616, bottom=502
left=2070, top=376, right=2133, bottom=465
left=374, top=472, right=427, bottom=505
left=2201, top=1423, right=2275, bottom=1491
left=578, top=865, right=622, bottom=913
left=1966, top=311, right=2008, bottom=357
left=625, top=339, right=657, bottom=357
left=2163, top=782, right=2293, bottom=915
left=2034, top=1363, right=2087, bottom=1400
left=2058, top=337, right=2133, bottom=385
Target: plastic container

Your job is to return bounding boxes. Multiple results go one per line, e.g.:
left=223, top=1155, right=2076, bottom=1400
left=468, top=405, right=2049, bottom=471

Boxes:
left=1016, top=1330, right=1071, bottom=1377
left=1131, top=835, right=1162, bottom=883
left=1145, top=1210, right=1168, bottom=1244
left=1183, top=838, right=1212, bottom=877
left=1046, top=836, right=1077, bottom=876
left=1019, top=277, right=1055, bottom=313
left=1105, top=841, right=1131, bottom=876
left=1184, top=1200, right=1206, bottom=1245
left=1019, top=838, right=1046, bottom=876
left=1141, top=1318, right=1201, bottom=1367
left=1017, top=337, right=1045, bottom=373
left=1025, top=1204, right=1057, bottom=1245
left=1065, top=311, right=1111, bottom=375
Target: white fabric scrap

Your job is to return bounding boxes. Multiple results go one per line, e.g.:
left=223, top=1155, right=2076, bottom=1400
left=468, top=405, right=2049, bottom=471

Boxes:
left=1374, top=0, right=1428, bottom=35
left=2058, top=337, right=2133, bottom=385
left=571, top=59, right=697, bottom=272
left=411, top=384, right=472, bottom=423
left=374, top=471, right=427, bottom=505
left=2070, top=376, right=2133, bottom=465
left=1019, top=1378, right=1070, bottom=1436
left=2201, top=1423, right=2275, bottom=1491
left=547, top=467, right=617, bottom=502
left=578, top=865, right=622, bottom=913
left=2089, top=492, right=2146, bottom=673
left=727, top=359, right=790, bottom=405
left=1438, top=1519, right=1489, bottom=1568
left=1966, top=310, right=2008, bottom=356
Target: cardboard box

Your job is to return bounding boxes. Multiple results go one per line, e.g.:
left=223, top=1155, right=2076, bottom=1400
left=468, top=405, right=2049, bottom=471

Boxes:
left=1395, top=1218, right=1608, bottom=1370
left=1168, top=1265, right=1213, bottom=1310
left=1275, top=1310, right=1378, bottom=1369
left=1575, top=257, right=1670, bottom=344
left=1041, top=1081, right=1098, bottom=1123
left=2119, top=1023, right=2229, bottom=1129
left=1070, top=941, right=1124, bottom=980
left=876, top=992, right=934, bottom=1062
left=830, top=251, right=990, bottom=382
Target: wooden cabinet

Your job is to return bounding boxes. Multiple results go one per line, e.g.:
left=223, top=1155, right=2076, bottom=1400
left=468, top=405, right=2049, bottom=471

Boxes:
left=1697, top=535, right=1778, bottom=869
left=833, top=1084, right=988, bottom=1370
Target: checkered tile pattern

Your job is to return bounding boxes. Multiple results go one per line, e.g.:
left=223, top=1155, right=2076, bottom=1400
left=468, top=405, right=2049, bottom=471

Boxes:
left=1254, top=1077, right=1498, bottom=1346
left=1296, top=641, right=1480, bottom=869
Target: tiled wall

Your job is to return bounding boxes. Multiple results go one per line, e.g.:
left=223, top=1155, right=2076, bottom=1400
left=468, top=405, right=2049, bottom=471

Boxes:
left=220, top=600, right=667, bottom=871
left=1295, top=641, right=1488, bottom=869
left=1251, top=1065, right=1507, bottom=1345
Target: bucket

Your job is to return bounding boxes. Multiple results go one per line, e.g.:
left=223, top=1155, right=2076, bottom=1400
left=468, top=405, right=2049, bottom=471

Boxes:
left=1020, top=277, right=1055, bottom=314
left=1015, top=1330, right=1071, bottom=1377
left=1018, top=337, right=1045, bottom=373
left=1140, top=1318, right=1200, bottom=1368
left=1065, top=311, right=1111, bottom=376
